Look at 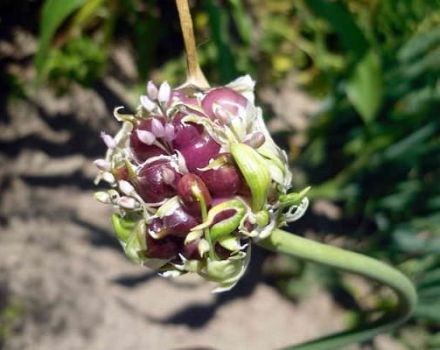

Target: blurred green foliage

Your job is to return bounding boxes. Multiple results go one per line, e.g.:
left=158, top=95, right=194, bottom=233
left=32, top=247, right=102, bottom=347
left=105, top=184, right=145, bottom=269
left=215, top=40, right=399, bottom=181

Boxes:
left=34, top=0, right=440, bottom=347
left=0, top=300, right=23, bottom=344
left=292, top=0, right=440, bottom=347
left=44, top=37, right=106, bottom=91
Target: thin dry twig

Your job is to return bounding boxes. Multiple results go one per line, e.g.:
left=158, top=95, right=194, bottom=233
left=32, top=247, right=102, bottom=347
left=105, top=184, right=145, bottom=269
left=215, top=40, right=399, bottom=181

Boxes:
left=175, top=0, right=210, bottom=89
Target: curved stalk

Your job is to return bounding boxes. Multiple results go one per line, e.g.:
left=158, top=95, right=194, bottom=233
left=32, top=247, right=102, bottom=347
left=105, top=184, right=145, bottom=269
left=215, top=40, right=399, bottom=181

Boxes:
left=258, top=228, right=417, bottom=350
left=175, top=0, right=210, bottom=89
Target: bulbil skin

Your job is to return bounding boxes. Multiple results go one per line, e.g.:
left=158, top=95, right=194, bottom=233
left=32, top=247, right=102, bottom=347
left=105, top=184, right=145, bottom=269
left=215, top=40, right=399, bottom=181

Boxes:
left=95, top=76, right=309, bottom=292
left=136, top=160, right=180, bottom=203
left=176, top=173, right=212, bottom=214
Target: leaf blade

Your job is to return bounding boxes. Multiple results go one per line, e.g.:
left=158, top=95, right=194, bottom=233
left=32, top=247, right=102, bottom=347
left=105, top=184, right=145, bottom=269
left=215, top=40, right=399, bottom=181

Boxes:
left=34, top=0, right=85, bottom=74
left=346, top=50, right=383, bottom=124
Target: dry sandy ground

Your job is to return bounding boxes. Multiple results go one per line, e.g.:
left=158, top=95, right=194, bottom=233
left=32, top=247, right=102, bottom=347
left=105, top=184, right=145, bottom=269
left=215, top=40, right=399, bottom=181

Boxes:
left=0, top=190, right=346, bottom=350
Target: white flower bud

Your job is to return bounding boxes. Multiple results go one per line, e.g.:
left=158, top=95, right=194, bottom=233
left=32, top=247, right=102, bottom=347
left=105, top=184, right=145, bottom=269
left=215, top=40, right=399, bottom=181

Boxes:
left=158, top=81, right=171, bottom=105
left=151, top=118, right=165, bottom=137
left=94, top=191, right=111, bottom=204
left=136, top=129, right=156, bottom=145
left=102, top=172, right=116, bottom=184
left=119, top=180, right=136, bottom=196
left=94, top=159, right=111, bottom=171
left=100, top=132, right=117, bottom=149
left=147, top=81, right=158, bottom=100
left=164, top=123, right=175, bottom=141
left=140, top=95, right=157, bottom=112
left=117, top=196, right=138, bottom=209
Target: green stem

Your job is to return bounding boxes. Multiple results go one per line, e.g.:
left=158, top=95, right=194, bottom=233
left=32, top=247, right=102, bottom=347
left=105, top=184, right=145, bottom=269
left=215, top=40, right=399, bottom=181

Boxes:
left=192, top=186, right=216, bottom=260
left=258, top=229, right=417, bottom=350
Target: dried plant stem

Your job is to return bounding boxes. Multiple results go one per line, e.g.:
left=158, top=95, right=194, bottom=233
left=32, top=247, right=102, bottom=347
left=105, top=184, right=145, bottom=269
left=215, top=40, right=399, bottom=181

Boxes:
left=175, top=0, right=209, bottom=89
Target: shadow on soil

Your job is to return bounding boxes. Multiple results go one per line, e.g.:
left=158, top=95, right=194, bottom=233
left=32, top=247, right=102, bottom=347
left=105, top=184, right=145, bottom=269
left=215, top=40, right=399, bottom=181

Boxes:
left=146, top=246, right=270, bottom=329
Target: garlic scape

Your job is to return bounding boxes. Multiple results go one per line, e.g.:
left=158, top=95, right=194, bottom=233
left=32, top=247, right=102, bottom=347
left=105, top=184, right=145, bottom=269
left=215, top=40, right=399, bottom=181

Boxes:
left=94, top=76, right=309, bottom=291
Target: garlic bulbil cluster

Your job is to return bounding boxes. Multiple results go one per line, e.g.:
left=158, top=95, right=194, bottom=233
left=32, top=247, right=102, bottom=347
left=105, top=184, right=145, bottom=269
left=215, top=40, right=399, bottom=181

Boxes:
left=94, top=75, right=308, bottom=292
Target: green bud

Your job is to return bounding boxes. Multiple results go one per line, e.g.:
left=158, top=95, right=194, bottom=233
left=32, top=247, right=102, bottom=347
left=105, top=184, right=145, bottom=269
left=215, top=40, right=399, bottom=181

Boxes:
left=218, top=235, right=242, bottom=251
left=201, top=251, right=249, bottom=292
left=230, top=143, right=271, bottom=212
left=111, top=213, right=136, bottom=242
left=255, top=210, right=270, bottom=227
left=279, top=186, right=311, bottom=208
left=124, top=227, right=145, bottom=264
left=111, top=214, right=146, bottom=264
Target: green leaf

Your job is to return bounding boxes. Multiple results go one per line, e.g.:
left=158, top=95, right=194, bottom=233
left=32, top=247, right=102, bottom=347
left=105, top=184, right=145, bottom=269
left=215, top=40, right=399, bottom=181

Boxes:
left=393, top=229, right=440, bottom=254
left=304, top=0, right=368, bottom=60
left=70, top=0, right=104, bottom=30
left=397, top=45, right=440, bottom=81
left=382, top=122, right=436, bottom=161
left=414, top=302, right=440, bottom=323
left=111, top=213, right=136, bottom=242
left=227, top=0, right=252, bottom=45
left=205, top=0, right=238, bottom=83
left=346, top=50, right=383, bottom=124
left=209, top=209, right=245, bottom=242
left=398, top=25, right=440, bottom=63
left=111, top=214, right=146, bottom=264
left=35, top=0, right=85, bottom=74
left=418, top=286, right=440, bottom=300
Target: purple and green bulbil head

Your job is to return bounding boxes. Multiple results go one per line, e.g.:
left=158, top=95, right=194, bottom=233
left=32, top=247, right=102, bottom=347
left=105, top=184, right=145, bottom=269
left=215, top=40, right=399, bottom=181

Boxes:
left=94, top=76, right=309, bottom=292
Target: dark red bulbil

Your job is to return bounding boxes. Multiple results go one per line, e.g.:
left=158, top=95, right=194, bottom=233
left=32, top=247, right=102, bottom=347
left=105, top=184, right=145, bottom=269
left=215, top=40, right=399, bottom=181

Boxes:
left=146, top=235, right=181, bottom=259
left=182, top=240, right=201, bottom=260
left=197, top=159, right=242, bottom=197
left=177, top=174, right=212, bottom=214
left=172, top=114, right=221, bottom=171
left=163, top=206, right=200, bottom=236
left=178, top=134, right=221, bottom=171
left=202, top=87, right=248, bottom=120
left=172, top=113, right=204, bottom=149
left=149, top=206, right=199, bottom=238
left=215, top=243, right=232, bottom=260
left=136, top=160, right=180, bottom=203
left=130, top=118, right=167, bottom=163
